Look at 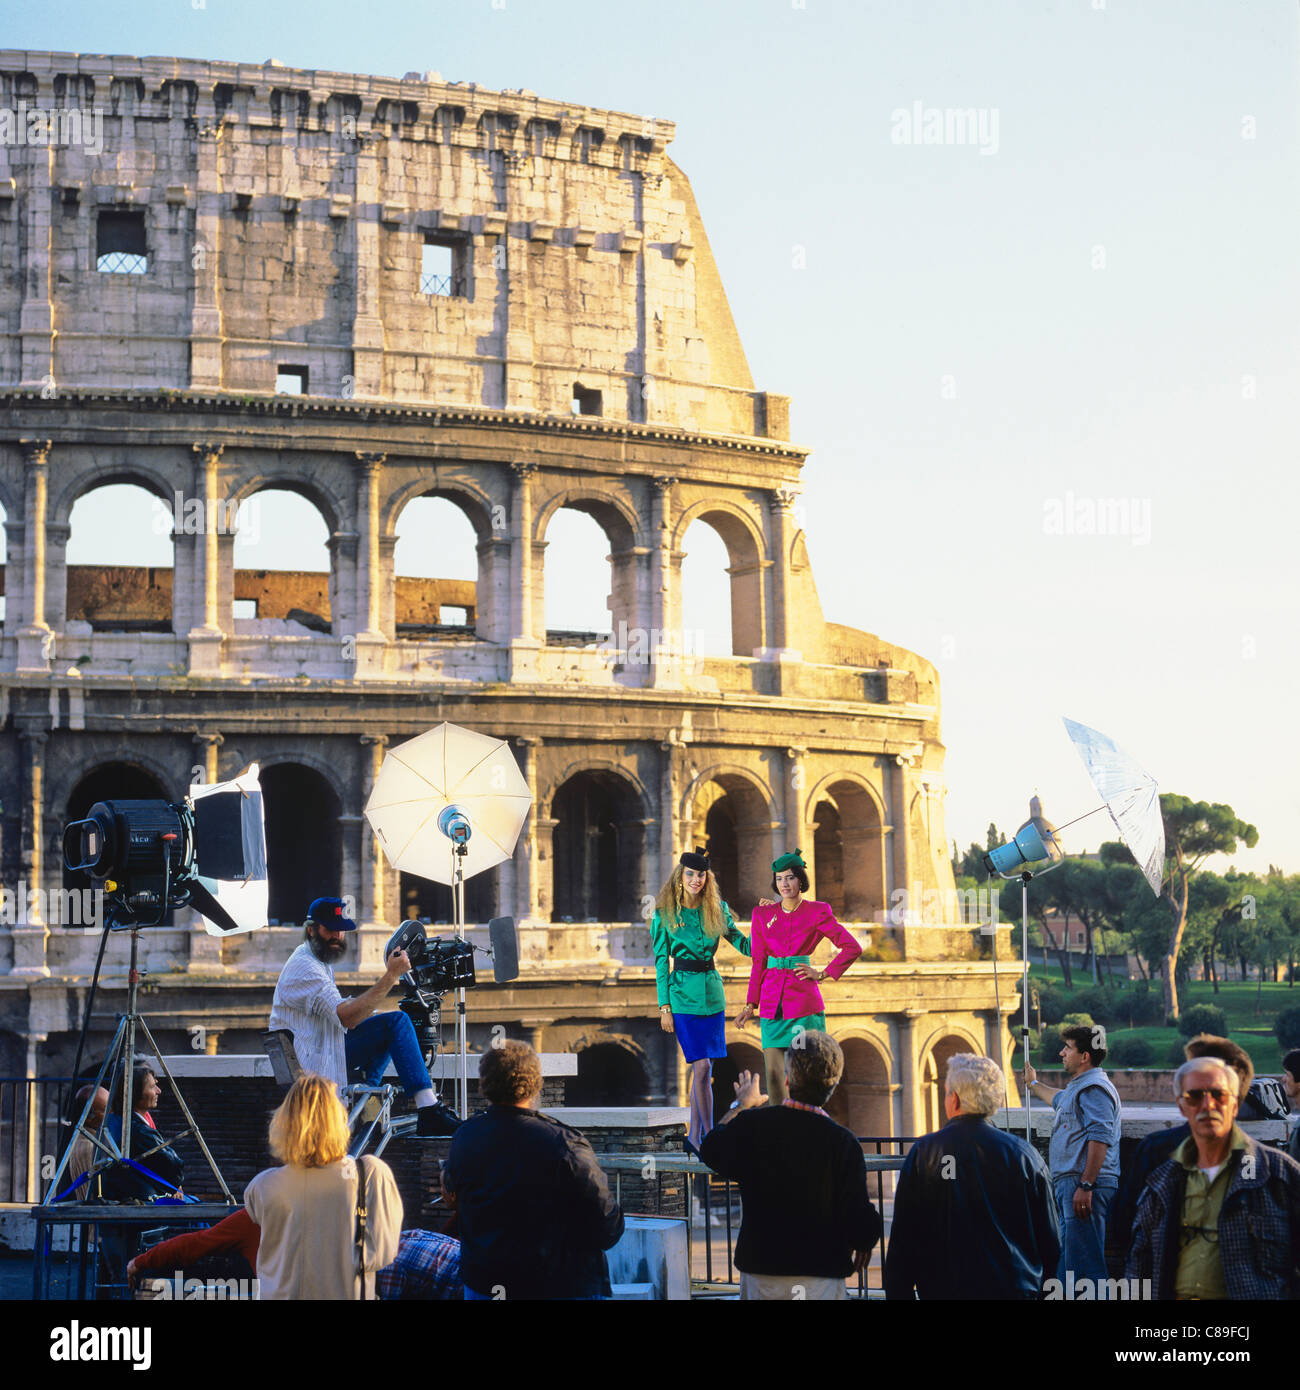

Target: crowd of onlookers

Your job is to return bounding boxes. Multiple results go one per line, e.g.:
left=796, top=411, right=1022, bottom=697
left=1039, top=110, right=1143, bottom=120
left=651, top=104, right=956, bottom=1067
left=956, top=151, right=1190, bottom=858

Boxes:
left=74, top=1031, right=1300, bottom=1301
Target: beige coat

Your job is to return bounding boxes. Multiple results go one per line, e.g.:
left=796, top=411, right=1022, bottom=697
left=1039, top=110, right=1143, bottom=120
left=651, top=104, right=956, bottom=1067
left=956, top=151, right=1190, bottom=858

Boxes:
left=244, top=1155, right=402, bottom=1299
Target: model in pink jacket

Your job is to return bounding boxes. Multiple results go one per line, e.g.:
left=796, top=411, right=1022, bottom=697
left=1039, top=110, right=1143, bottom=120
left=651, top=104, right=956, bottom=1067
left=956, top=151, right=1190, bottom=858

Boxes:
left=745, top=898, right=863, bottom=1021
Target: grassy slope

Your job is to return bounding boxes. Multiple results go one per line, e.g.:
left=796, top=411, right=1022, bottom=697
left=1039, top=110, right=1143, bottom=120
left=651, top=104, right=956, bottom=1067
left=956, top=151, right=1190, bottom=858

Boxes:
left=1019, top=966, right=1298, bottom=1073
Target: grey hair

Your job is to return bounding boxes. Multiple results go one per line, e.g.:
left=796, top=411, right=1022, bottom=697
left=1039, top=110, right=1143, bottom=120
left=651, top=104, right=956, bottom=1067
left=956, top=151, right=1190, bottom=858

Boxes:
left=1173, top=1056, right=1239, bottom=1100
left=944, top=1053, right=1004, bottom=1116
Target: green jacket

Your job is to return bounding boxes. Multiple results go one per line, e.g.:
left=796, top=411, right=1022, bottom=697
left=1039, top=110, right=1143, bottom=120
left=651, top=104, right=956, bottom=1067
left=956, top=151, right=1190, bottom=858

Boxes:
left=651, top=904, right=751, bottom=1015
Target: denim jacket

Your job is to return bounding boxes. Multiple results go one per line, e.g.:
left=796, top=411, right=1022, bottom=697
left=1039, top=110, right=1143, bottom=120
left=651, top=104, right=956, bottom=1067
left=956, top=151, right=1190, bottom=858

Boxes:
left=1048, top=1066, right=1121, bottom=1183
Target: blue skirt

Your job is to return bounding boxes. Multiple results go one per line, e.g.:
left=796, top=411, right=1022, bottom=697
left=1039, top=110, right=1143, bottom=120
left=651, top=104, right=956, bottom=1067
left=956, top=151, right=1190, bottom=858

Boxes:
left=673, top=1010, right=726, bottom=1062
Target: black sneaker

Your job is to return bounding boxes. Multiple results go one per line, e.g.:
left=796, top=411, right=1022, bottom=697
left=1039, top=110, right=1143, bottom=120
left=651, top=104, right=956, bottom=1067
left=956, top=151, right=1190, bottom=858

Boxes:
left=416, top=1102, right=462, bottom=1137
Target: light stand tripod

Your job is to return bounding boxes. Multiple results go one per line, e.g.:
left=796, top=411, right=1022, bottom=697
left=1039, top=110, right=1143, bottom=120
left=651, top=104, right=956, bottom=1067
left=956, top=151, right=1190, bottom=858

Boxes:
left=451, top=838, right=469, bottom=1119
left=43, top=917, right=234, bottom=1206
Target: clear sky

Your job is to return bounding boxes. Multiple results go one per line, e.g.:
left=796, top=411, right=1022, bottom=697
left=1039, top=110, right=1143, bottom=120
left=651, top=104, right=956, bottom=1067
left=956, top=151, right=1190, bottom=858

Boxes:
left=15, top=0, right=1299, bottom=874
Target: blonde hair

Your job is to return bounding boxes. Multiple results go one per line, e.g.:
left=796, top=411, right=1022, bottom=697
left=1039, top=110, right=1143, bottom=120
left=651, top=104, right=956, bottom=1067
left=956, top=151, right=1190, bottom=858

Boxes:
left=269, top=1074, right=351, bottom=1167
left=653, top=863, right=726, bottom=937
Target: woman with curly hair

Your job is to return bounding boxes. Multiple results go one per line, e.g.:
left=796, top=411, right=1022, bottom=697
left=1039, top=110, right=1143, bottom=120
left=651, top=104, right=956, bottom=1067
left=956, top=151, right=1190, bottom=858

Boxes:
left=650, top=849, right=751, bottom=1144
left=244, top=1073, right=402, bottom=1299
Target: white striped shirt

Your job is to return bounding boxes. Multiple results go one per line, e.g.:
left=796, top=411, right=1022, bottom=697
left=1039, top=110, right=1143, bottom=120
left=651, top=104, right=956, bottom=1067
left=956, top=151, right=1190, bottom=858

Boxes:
left=269, top=941, right=346, bottom=1089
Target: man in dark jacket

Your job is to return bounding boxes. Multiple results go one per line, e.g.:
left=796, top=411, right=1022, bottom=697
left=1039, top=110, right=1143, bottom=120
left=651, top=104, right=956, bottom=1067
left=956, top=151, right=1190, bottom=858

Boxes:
left=1283, top=1049, right=1300, bottom=1163
left=884, top=1053, right=1059, bottom=1300
left=443, top=1040, right=623, bottom=1300
left=1109, top=1034, right=1253, bottom=1270
left=1126, top=1056, right=1300, bottom=1300
left=700, top=1030, right=881, bottom=1299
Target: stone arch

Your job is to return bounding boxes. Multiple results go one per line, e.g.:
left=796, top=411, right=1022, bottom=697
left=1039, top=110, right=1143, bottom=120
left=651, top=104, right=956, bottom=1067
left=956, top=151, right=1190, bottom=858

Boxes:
left=535, top=488, right=643, bottom=643
left=58, top=474, right=178, bottom=635
left=544, top=758, right=653, bottom=817
left=681, top=764, right=777, bottom=913
left=54, top=752, right=183, bottom=820
left=807, top=773, right=887, bottom=923
left=534, top=487, right=641, bottom=550
left=383, top=477, right=497, bottom=541
left=229, top=473, right=344, bottom=536
left=61, top=760, right=177, bottom=921
left=547, top=765, right=649, bottom=923
left=228, top=478, right=340, bottom=634
left=674, top=499, right=768, bottom=656
left=918, top=1027, right=985, bottom=1134
left=568, top=1036, right=650, bottom=1106
left=386, top=483, right=496, bottom=639
left=825, top=1032, right=894, bottom=1139
left=51, top=463, right=178, bottom=525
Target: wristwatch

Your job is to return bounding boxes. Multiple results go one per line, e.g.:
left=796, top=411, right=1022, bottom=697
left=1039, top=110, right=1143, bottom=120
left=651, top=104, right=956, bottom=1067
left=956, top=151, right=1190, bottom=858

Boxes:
left=1077, top=1180, right=1095, bottom=1191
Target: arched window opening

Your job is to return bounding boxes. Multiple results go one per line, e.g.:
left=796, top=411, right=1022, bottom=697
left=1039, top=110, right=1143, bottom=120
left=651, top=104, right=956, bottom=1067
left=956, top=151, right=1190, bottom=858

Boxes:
left=232, top=489, right=331, bottom=634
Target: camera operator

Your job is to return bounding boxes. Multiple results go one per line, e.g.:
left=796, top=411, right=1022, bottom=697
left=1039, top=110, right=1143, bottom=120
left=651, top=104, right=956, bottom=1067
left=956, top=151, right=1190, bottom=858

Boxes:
left=270, top=897, right=451, bottom=1137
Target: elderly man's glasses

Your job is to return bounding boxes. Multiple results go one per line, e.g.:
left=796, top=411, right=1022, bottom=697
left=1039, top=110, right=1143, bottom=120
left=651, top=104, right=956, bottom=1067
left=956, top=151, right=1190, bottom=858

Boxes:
left=1179, top=1087, right=1232, bottom=1106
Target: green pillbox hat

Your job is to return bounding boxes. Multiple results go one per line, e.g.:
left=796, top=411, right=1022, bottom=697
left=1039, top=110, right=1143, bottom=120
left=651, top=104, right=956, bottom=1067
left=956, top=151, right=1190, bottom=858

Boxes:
left=771, top=848, right=806, bottom=873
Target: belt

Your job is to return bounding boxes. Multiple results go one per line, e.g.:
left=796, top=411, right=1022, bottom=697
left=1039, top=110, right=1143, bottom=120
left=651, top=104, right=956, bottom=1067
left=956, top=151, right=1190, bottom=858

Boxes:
left=669, top=957, right=714, bottom=974
left=768, top=955, right=811, bottom=969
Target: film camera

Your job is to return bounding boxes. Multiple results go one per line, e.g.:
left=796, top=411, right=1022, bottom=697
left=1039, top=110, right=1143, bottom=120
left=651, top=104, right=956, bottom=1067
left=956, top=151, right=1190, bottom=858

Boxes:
left=384, top=916, right=519, bottom=1066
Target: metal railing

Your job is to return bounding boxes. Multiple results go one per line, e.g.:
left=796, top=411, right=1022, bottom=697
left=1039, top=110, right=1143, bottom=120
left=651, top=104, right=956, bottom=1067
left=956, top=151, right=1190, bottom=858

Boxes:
left=597, top=1137, right=914, bottom=1295
left=1, top=1077, right=76, bottom=1204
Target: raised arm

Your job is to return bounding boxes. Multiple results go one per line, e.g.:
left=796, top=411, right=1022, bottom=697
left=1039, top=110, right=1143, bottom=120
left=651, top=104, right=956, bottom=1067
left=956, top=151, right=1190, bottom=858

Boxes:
left=740, top=909, right=769, bottom=1022
left=722, top=904, right=752, bottom=958
left=336, top=948, right=411, bottom=1030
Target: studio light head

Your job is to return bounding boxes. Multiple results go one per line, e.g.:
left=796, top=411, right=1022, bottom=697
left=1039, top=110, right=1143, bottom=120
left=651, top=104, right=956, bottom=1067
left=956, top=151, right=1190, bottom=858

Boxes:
left=63, top=764, right=269, bottom=933
left=983, top=796, right=1065, bottom=880
left=437, top=804, right=472, bottom=846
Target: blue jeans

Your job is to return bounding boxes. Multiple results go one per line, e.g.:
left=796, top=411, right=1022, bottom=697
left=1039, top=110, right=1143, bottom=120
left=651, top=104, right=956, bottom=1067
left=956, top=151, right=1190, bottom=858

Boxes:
left=344, top=1011, right=433, bottom=1096
left=1054, top=1176, right=1116, bottom=1293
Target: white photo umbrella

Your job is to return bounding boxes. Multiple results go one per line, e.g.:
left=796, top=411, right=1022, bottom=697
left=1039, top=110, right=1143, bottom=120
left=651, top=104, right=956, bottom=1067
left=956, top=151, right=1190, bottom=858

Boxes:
left=1062, top=717, right=1165, bottom=897
left=364, top=723, right=531, bottom=884
left=364, top=723, right=531, bottom=1117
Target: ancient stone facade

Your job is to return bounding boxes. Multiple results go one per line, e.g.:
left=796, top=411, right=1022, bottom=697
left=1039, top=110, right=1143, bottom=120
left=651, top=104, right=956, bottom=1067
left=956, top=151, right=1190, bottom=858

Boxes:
left=0, top=51, right=1018, bottom=1131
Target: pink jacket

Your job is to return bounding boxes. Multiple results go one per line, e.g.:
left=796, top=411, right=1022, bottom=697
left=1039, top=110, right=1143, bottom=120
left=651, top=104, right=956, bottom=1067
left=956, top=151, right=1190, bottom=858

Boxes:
left=746, top=899, right=863, bottom=1020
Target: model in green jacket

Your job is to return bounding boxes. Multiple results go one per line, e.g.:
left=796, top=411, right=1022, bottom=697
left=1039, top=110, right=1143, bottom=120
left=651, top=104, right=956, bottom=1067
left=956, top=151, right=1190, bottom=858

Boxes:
left=650, top=850, right=751, bottom=1144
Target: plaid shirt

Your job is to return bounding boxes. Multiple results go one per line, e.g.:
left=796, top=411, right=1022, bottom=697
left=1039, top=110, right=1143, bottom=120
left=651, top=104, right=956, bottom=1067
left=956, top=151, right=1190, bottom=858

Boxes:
left=1125, top=1130, right=1300, bottom=1300
left=377, top=1229, right=462, bottom=1301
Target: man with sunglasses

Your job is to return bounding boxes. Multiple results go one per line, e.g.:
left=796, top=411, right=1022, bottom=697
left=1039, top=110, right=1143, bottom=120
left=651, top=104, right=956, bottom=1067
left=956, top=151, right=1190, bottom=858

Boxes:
left=1126, top=1056, right=1300, bottom=1300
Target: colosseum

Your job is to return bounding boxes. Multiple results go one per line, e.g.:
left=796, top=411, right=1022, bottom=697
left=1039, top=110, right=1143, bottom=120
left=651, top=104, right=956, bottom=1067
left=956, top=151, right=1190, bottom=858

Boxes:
left=0, top=49, right=1017, bottom=1139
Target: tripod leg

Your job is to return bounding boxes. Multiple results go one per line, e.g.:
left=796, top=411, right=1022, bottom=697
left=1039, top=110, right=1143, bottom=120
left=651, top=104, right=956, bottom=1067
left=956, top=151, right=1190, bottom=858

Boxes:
left=135, top=1015, right=235, bottom=1204
left=42, top=1015, right=128, bottom=1203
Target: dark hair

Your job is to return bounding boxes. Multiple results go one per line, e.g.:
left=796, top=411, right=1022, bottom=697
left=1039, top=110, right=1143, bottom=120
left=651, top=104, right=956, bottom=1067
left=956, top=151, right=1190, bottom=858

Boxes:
left=112, top=1063, right=157, bottom=1115
left=1283, top=1049, right=1300, bottom=1084
left=479, top=1039, right=543, bottom=1105
left=1184, top=1034, right=1254, bottom=1093
left=786, top=1031, right=843, bottom=1105
left=1061, top=1024, right=1107, bottom=1068
left=770, top=863, right=810, bottom=896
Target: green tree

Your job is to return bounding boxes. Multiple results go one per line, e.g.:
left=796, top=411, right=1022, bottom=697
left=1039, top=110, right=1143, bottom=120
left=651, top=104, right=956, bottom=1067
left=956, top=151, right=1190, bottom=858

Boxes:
left=950, top=822, right=1005, bottom=882
left=1156, top=796, right=1258, bottom=1020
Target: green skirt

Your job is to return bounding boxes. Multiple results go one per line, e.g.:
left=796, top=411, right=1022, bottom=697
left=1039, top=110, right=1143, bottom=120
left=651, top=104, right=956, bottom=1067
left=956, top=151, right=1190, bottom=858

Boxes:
left=760, top=1012, right=827, bottom=1049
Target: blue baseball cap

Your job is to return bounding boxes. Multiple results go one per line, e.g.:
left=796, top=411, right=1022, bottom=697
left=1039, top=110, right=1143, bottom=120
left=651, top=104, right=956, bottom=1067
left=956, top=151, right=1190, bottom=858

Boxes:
left=307, top=897, right=358, bottom=932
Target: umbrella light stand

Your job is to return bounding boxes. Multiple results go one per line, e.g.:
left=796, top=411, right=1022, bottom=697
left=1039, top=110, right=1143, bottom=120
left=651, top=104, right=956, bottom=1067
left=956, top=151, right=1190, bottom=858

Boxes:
left=452, top=840, right=470, bottom=1119
left=1019, top=871, right=1032, bottom=1143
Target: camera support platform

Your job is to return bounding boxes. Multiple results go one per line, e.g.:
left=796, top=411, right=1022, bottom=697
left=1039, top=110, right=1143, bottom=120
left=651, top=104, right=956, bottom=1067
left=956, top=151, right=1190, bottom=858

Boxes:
left=41, top=922, right=236, bottom=1207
